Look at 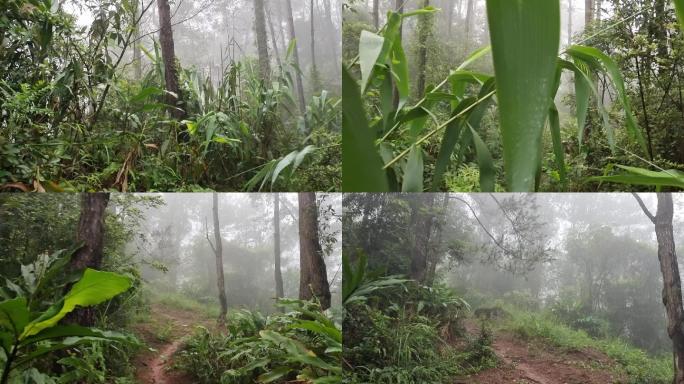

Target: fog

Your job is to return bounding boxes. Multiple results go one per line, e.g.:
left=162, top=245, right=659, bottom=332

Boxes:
left=344, top=193, right=684, bottom=356
left=129, top=193, right=342, bottom=313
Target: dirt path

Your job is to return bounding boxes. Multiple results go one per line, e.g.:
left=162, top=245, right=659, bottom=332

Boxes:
left=455, top=320, right=625, bottom=384
left=132, top=303, right=216, bottom=384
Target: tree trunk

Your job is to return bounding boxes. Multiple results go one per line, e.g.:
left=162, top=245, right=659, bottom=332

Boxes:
left=464, top=0, right=474, bottom=51
left=567, top=0, right=573, bottom=46
left=211, top=193, right=228, bottom=326
left=323, top=0, right=340, bottom=76
left=254, top=0, right=271, bottom=81
left=447, top=0, right=454, bottom=37
left=285, top=0, right=307, bottom=113
left=266, top=2, right=282, bottom=67
left=69, top=193, right=110, bottom=326
left=633, top=193, right=684, bottom=383
left=416, top=0, right=431, bottom=96
left=426, top=194, right=448, bottom=286
left=584, top=0, right=593, bottom=27
left=298, top=192, right=331, bottom=310
left=310, top=0, right=317, bottom=75
left=157, top=0, right=183, bottom=119
left=133, top=4, right=142, bottom=80
left=409, top=194, right=435, bottom=283
left=274, top=193, right=284, bottom=301
left=373, top=0, right=379, bottom=29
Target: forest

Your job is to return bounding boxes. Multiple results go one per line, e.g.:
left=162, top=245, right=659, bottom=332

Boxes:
left=0, top=0, right=341, bottom=192
left=343, top=0, right=684, bottom=192
left=0, top=192, right=342, bottom=383
left=343, top=193, right=683, bottom=383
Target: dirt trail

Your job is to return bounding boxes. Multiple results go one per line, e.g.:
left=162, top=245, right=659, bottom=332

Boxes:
left=456, top=320, right=625, bottom=384
left=133, top=303, right=216, bottom=384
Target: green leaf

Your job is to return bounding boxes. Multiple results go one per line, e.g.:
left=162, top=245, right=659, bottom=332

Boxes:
left=257, top=366, right=291, bottom=383
left=0, top=297, right=29, bottom=335
left=271, top=151, right=298, bottom=188
left=19, top=325, right=137, bottom=347
left=20, top=269, right=131, bottom=339
left=486, top=0, right=560, bottom=191
left=566, top=45, right=647, bottom=154
left=401, top=145, right=423, bottom=192
left=548, top=103, right=567, bottom=188
left=674, top=0, right=684, bottom=36
left=468, top=125, right=495, bottom=192
left=592, top=166, right=684, bottom=189
left=342, top=67, right=389, bottom=192
left=358, top=30, right=385, bottom=92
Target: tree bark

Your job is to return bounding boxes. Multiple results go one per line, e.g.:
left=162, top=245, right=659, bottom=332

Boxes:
left=567, top=0, right=573, bottom=46
left=274, top=193, right=284, bottom=301
left=409, top=194, right=435, bottom=283
left=157, top=0, right=183, bottom=119
left=584, top=0, right=594, bottom=27
left=254, top=0, right=271, bottom=81
left=416, top=0, right=431, bottom=96
left=69, top=193, right=110, bottom=326
left=373, top=0, right=379, bottom=29
left=285, top=0, right=307, bottom=113
left=310, top=0, right=317, bottom=74
left=298, top=193, right=331, bottom=310
left=464, top=0, right=474, bottom=51
left=633, top=193, right=684, bottom=383
left=266, top=2, right=282, bottom=67
left=426, top=194, right=448, bottom=286
left=209, top=193, right=228, bottom=326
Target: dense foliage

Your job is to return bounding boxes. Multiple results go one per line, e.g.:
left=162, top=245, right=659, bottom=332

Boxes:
left=176, top=299, right=341, bottom=384
left=1, top=0, right=340, bottom=192
left=342, top=0, right=684, bottom=192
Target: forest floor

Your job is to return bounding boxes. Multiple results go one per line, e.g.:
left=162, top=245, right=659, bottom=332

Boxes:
left=455, top=320, right=626, bottom=384
left=132, top=302, right=216, bottom=384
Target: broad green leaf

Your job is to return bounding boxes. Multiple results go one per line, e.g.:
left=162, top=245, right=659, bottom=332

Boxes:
left=0, top=297, right=29, bottom=334
left=21, top=269, right=131, bottom=339
left=271, top=150, right=298, bottom=188
left=390, top=36, right=410, bottom=111
left=289, top=320, right=342, bottom=344
left=20, top=325, right=137, bottom=347
left=675, top=0, right=684, bottom=35
left=358, top=31, right=384, bottom=92
left=258, top=366, right=291, bottom=383
left=342, top=67, right=389, bottom=192
left=486, top=0, right=560, bottom=191
left=566, top=45, right=647, bottom=154
left=401, top=145, right=423, bottom=192
left=592, top=166, right=684, bottom=189
left=292, top=145, right=317, bottom=173
left=548, top=103, right=567, bottom=188
left=469, top=125, right=495, bottom=192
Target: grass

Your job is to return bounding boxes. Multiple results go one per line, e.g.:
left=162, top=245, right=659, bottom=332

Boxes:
left=505, top=311, right=673, bottom=384
left=145, top=288, right=222, bottom=319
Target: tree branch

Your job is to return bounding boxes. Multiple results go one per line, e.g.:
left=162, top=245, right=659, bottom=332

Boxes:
left=632, top=192, right=656, bottom=224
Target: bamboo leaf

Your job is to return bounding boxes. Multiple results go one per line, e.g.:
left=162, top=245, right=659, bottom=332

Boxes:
left=675, top=0, right=684, bottom=35
left=486, top=0, right=560, bottom=191
left=548, top=103, right=567, bottom=188
left=358, top=31, right=384, bottom=92
left=342, top=67, right=389, bottom=192
left=468, top=125, right=496, bottom=192
left=592, top=166, right=684, bottom=189
left=401, top=145, right=423, bottom=192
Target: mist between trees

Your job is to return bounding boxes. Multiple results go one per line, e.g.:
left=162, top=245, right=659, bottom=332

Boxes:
left=343, top=193, right=684, bottom=383
left=0, top=192, right=342, bottom=383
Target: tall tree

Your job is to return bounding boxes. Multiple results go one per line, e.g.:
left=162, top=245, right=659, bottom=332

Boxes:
left=133, top=2, right=142, bottom=80
left=632, top=193, right=684, bottom=383
left=567, top=0, right=573, bottom=46
left=69, top=193, right=110, bottom=326
left=416, top=0, right=431, bottom=95
left=273, top=193, right=284, bottom=301
left=408, top=194, right=436, bottom=283
left=254, top=0, right=271, bottom=81
left=206, top=193, right=228, bottom=326
left=585, top=0, right=594, bottom=27
left=426, top=194, right=449, bottom=286
left=157, top=0, right=182, bottom=119
left=310, top=0, right=318, bottom=77
left=373, top=0, right=379, bottom=29
left=464, top=0, right=475, bottom=50
left=285, top=0, right=307, bottom=113
left=298, top=192, right=331, bottom=309
left=266, top=2, right=282, bottom=67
